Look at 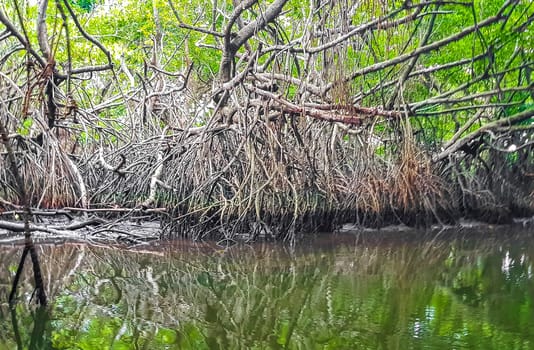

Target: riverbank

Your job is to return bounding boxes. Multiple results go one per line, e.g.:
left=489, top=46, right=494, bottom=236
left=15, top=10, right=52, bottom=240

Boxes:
left=1, top=211, right=533, bottom=246
left=2, top=120, right=532, bottom=242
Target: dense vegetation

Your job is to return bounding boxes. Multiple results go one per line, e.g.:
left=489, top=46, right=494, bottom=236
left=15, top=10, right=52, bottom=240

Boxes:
left=0, top=0, right=533, bottom=241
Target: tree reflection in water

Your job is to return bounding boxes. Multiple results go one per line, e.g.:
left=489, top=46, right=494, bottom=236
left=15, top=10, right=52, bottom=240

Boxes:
left=0, top=228, right=533, bottom=349
left=9, top=306, right=50, bottom=350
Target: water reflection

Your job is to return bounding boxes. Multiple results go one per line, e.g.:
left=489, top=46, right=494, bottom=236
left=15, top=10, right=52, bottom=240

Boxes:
left=9, top=306, right=50, bottom=350
left=1, top=228, right=533, bottom=349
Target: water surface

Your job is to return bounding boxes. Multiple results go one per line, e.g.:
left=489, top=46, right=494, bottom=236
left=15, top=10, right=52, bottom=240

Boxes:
left=1, top=227, right=533, bottom=349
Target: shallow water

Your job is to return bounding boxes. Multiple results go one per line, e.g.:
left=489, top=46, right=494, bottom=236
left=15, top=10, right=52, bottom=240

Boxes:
left=1, top=227, right=533, bottom=349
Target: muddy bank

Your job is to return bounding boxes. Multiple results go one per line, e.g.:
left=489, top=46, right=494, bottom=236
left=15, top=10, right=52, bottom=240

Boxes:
left=1, top=210, right=533, bottom=246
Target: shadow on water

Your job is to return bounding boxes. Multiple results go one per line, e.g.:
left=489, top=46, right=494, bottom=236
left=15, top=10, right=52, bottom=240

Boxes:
left=0, top=226, right=533, bottom=349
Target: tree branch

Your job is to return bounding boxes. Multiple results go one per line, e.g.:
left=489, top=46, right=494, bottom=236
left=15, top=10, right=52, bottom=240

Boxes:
left=333, top=2, right=511, bottom=94
left=434, top=108, right=534, bottom=162
left=0, top=8, right=45, bottom=67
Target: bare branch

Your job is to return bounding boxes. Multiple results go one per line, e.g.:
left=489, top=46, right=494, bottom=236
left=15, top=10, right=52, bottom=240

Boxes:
left=36, top=0, right=51, bottom=60
left=333, top=3, right=511, bottom=94
left=434, top=108, right=534, bottom=162
left=62, top=0, right=113, bottom=68
left=0, top=7, right=45, bottom=67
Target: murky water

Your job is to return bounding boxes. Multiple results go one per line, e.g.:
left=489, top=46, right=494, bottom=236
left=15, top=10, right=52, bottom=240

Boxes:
left=1, top=227, right=533, bottom=349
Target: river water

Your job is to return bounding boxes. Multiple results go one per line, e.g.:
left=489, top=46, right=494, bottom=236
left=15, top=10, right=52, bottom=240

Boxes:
left=1, top=226, right=533, bottom=349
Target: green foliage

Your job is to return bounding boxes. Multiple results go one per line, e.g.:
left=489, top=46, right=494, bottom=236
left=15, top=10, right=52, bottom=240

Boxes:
left=16, top=118, right=33, bottom=136
left=70, top=0, right=100, bottom=12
